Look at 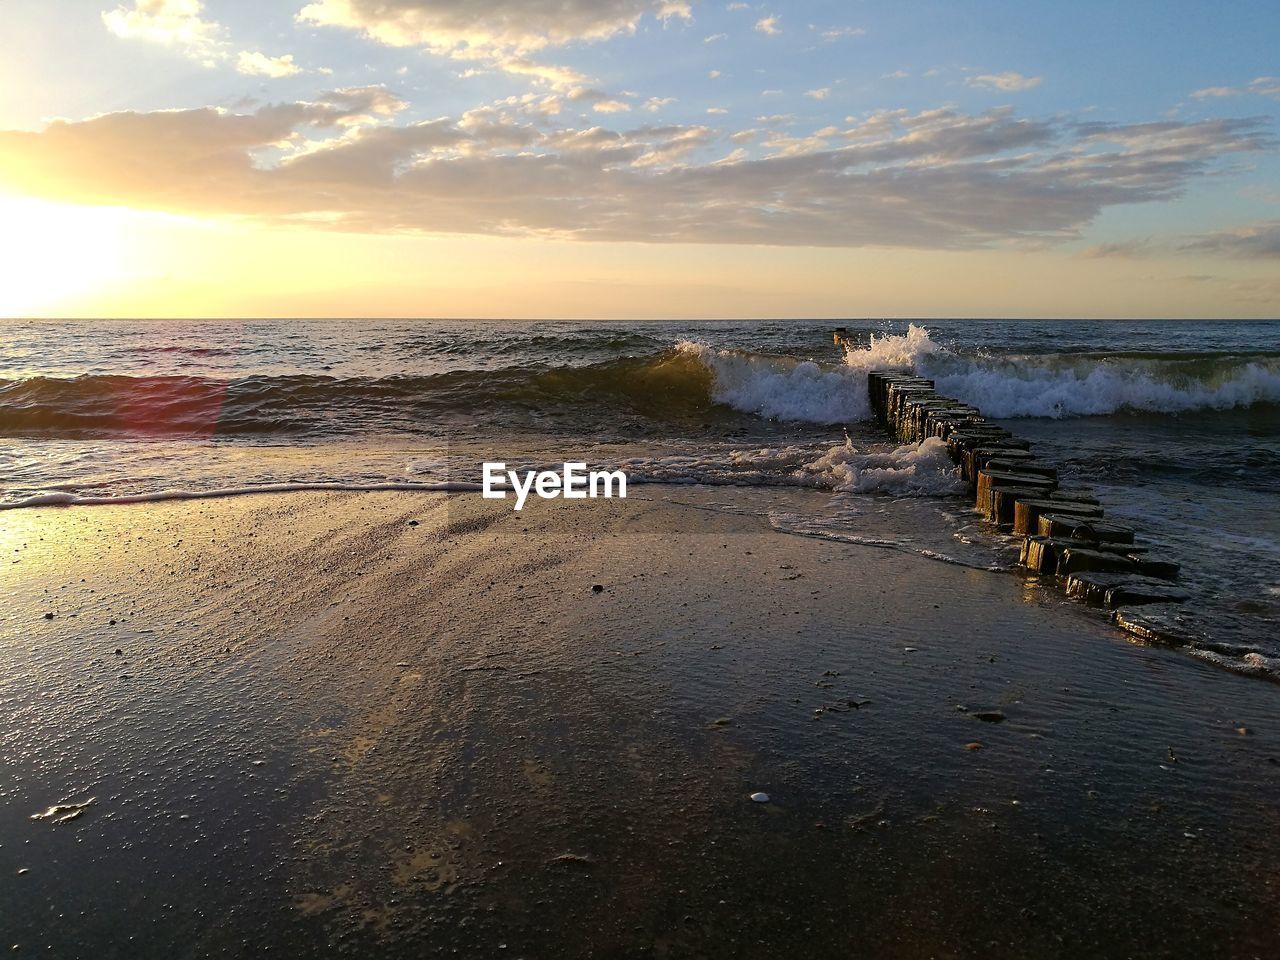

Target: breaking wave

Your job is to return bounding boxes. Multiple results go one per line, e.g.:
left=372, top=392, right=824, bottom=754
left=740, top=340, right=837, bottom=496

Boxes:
left=675, top=325, right=939, bottom=423
left=3, top=325, right=1278, bottom=439
left=919, top=352, right=1280, bottom=419
left=678, top=324, right=1280, bottom=423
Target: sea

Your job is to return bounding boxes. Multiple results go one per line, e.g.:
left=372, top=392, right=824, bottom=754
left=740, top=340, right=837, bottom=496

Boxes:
left=2, top=318, right=1277, bottom=674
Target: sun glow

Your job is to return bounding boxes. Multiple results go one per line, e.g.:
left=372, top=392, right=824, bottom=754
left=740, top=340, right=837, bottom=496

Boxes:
left=0, top=196, right=132, bottom=317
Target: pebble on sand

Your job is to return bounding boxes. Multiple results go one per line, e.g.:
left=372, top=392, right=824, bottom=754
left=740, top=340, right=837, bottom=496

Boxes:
left=591, top=584, right=604, bottom=593
left=750, top=792, right=770, bottom=803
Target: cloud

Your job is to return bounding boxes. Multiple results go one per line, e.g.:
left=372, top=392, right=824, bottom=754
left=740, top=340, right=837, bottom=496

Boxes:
left=1081, top=219, right=1280, bottom=261
left=755, top=16, right=781, bottom=36
left=704, top=33, right=727, bottom=43
left=1, top=97, right=1269, bottom=250
left=102, top=0, right=227, bottom=63
left=1071, top=117, right=1267, bottom=156
left=1244, top=76, right=1279, bottom=97
left=1076, top=240, right=1153, bottom=259
left=760, top=131, right=830, bottom=157
left=297, top=0, right=691, bottom=56
left=1191, top=77, right=1280, bottom=100
left=805, top=88, right=831, bottom=100
left=494, top=58, right=589, bottom=90
left=706, top=107, right=729, bottom=115
left=820, top=26, right=865, bottom=41
left=1181, top=220, right=1280, bottom=258
left=564, top=87, right=635, bottom=115
left=643, top=97, right=676, bottom=112
left=1190, top=86, right=1236, bottom=100
left=298, top=0, right=691, bottom=94
left=237, top=51, right=304, bottom=79
left=105, top=2, right=314, bottom=79
left=968, top=72, right=1042, bottom=92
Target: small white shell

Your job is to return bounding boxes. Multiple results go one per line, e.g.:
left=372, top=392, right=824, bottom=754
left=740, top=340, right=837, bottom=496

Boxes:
left=750, top=792, right=770, bottom=803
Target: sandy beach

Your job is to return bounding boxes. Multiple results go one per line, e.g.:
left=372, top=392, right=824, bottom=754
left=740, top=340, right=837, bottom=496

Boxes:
left=2, top=487, right=1277, bottom=959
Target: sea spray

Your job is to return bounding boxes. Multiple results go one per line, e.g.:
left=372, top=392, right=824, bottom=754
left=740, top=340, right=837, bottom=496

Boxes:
left=678, top=320, right=1280, bottom=425
left=840, top=323, right=944, bottom=375
left=673, top=324, right=947, bottom=425
left=806, top=435, right=965, bottom=495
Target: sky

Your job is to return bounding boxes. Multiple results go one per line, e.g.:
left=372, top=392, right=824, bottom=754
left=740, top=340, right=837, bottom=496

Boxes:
left=0, top=0, right=1278, bottom=319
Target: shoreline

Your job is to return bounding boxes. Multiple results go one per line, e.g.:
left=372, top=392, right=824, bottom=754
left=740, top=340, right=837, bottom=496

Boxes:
left=6, top=478, right=1274, bottom=678
left=2, top=488, right=1278, bottom=958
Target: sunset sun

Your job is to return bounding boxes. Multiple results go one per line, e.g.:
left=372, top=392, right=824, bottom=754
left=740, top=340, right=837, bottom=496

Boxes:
left=0, top=196, right=130, bottom=316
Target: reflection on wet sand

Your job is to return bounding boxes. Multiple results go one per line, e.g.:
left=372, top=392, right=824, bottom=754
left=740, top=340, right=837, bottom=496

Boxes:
left=2, top=490, right=1278, bottom=958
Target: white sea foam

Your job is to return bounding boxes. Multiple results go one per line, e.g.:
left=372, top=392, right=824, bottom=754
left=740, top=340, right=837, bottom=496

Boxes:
left=1189, top=648, right=1280, bottom=680
left=606, top=435, right=965, bottom=497
left=3, top=436, right=967, bottom=511
left=765, top=506, right=1010, bottom=571
left=676, top=325, right=941, bottom=424
left=675, top=341, right=870, bottom=423
left=924, top=357, right=1280, bottom=419
left=679, top=323, right=1280, bottom=423
left=806, top=436, right=965, bottom=495
left=841, top=323, right=945, bottom=373
left=0, top=481, right=481, bottom=511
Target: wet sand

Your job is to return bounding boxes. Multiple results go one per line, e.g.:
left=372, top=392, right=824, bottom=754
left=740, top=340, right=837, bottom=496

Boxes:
left=2, top=489, right=1278, bottom=959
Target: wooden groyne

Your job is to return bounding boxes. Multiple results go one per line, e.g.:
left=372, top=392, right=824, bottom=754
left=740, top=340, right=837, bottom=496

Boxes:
left=866, top=371, right=1189, bottom=614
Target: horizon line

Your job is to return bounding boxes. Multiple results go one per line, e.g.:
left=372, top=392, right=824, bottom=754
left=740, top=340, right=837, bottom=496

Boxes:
left=4, top=316, right=1279, bottom=323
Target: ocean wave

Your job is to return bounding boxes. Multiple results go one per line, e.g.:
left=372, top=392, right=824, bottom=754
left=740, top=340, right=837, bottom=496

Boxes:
left=676, top=325, right=940, bottom=424
left=3, top=326, right=1278, bottom=439
left=674, top=324, right=1280, bottom=424
left=675, top=342, right=868, bottom=423
left=0, top=359, right=718, bottom=437
left=920, top=353, right=1280, bottom=419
